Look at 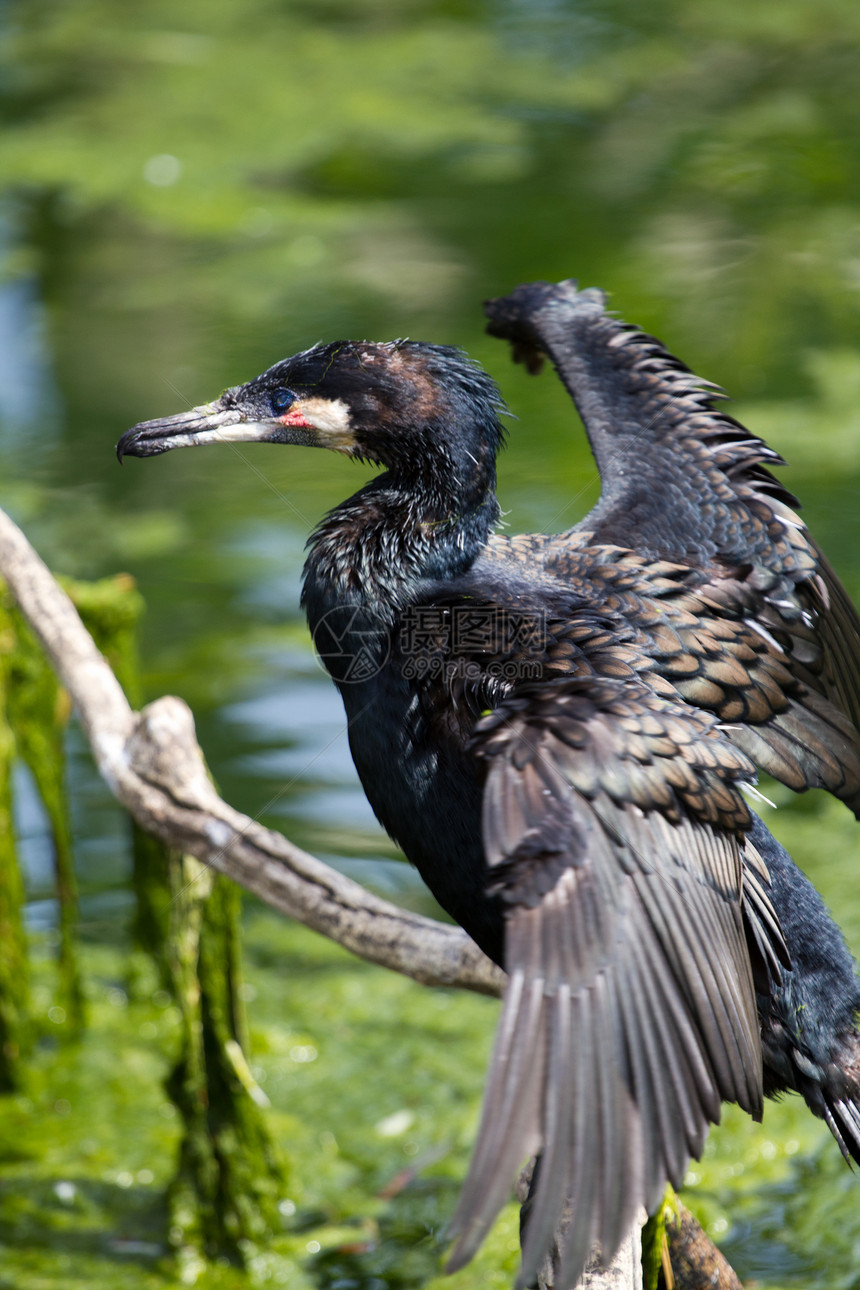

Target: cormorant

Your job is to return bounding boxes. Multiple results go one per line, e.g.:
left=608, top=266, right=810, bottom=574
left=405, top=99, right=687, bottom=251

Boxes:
left=118, top=279, right=860, bottom=1289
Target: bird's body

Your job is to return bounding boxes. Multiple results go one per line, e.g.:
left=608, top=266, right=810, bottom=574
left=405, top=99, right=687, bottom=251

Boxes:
left=119, top=280, right=860, bottom=1289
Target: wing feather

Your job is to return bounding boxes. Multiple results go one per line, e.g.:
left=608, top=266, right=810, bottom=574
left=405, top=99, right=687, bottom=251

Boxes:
left=483, top=280, right=860, bottom=815
left=447, top=675, right=783, bottom=1288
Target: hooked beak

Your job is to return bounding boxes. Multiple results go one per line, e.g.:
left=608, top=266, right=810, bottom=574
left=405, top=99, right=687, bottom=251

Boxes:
left=116, top=396, right=322, bottom=462
left=118, top=390, right=355, bottom=463
left=117, top=396, right=258, bottom=461
left=118, top=397, right=282, bottom=469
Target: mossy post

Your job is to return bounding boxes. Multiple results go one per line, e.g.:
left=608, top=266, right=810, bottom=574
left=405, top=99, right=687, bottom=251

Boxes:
left=67, top=575, right=173, bottom=977
left=641, top=1188, right=675, bottom=1290
left=3, top=593, right=83, bottom=1029
left=70, top=575, right=285, bottom=1266
left=0, top=607, right=29, bottom=1090
left=0, top=573, right=151, bottom=1054
left=166, top=852, right=285, bottom=1269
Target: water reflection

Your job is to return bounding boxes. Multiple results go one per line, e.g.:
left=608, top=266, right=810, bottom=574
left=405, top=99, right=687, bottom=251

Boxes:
left=0, top=215, right=61, bottom=442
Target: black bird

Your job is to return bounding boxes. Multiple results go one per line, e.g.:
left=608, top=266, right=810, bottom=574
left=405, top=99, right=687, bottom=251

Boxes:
left=118, top=280, right=860, bottom=1288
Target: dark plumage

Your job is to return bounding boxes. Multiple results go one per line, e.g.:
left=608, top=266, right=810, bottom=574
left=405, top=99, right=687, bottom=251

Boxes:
left=748, top=815, right=860, bottom=1164
left=118, top=281, right=860, bottom=1289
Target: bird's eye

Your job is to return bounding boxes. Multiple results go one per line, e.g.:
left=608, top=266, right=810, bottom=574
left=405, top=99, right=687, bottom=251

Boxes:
left=271, top=387, right=295, bottom=414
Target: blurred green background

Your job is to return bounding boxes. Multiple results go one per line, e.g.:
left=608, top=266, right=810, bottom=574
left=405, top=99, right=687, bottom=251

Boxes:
left=2, top=1, right=860, bottom=1286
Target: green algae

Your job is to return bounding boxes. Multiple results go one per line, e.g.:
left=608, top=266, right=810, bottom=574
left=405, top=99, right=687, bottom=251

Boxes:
left=165, top=860, right=286, bottom=1271
left=0, top=613, right=29, bottom=1092
left=5, top=908, right=860, bottom=1289
left=0, top=567, right=289, bottom=1272
left=63, top=575, right=174, bottom=978
left=1, top=587, right=83, bottom=1036
left=0, top=916, right=517, bottom=1289
left=0, top=572, right=146, bottom=1056
left=67, top=575, right=288, bottom=1268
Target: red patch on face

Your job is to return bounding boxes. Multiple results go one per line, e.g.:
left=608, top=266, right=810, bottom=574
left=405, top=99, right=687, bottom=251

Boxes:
left=280, top=409, right=313, bottom=428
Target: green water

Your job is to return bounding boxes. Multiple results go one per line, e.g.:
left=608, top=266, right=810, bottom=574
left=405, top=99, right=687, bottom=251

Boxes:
left=2, top=1, right=860, bottom=1285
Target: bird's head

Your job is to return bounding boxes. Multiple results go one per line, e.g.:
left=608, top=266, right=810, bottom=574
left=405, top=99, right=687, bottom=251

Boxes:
left=117, top=340, right=506, bottom=488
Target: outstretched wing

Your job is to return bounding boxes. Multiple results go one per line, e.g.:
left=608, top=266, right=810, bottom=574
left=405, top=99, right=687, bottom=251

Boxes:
left=446, top=675, right=783, bottom=1289
left=484, top=280, right=860, bottom=810
left=484, top=279, right=807, bottom=567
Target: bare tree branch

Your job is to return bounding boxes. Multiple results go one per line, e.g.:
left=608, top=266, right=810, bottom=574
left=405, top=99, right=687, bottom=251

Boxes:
left=0, top=505, right=503, bottom=997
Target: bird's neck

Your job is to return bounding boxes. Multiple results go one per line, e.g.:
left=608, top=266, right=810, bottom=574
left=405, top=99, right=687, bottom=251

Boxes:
left=302, top=467, right=500, bottom=627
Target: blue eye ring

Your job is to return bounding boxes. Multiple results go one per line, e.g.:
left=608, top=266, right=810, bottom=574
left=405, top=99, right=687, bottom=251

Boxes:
left=271, top=387, right=295, bottom=414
